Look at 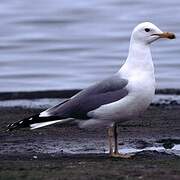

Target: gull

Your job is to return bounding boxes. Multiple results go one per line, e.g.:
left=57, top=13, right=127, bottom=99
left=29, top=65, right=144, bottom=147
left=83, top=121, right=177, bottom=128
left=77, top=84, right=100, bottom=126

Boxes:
left=7, top=22, right=175, bottom=157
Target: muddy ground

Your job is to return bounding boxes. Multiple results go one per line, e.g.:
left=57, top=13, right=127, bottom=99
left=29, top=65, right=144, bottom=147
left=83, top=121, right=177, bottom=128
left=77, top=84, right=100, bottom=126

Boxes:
left=0, top=105, right=180, bottom=179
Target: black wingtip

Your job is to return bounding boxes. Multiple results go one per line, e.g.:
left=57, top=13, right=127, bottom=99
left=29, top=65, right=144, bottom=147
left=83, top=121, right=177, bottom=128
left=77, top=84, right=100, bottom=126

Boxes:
left=6, top=113, right=61, bottom=132
left=7, top=122, right=20, bottom=131
left=6, top=116, right=32, bottom=132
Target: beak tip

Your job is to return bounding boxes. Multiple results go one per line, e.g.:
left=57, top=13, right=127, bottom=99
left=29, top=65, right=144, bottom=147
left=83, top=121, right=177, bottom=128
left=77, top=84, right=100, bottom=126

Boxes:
left=170, top=34, right=176, bottom=39
left=166, top=32, right=176, bottom=39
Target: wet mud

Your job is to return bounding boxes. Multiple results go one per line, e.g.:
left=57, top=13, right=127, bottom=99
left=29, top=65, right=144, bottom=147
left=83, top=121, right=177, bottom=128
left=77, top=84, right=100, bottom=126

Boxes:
left=0, top=104, right=180, bottom=179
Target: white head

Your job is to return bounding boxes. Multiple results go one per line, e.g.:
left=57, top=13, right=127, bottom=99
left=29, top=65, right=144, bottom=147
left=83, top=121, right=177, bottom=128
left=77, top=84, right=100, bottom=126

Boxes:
left=131, top=22, right=175, bottom=45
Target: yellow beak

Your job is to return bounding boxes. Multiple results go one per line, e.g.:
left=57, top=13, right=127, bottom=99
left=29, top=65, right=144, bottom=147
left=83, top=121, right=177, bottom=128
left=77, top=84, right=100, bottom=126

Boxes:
left=152, top=32, right=176, bottom=39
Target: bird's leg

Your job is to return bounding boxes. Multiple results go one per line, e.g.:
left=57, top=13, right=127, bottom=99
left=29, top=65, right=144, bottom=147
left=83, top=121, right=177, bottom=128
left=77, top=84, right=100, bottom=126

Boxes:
left=108, top=126, right=114, bottom=156
left=114, top=122, right=119, bottom=154
left=111, top=123, right=132, bottom=158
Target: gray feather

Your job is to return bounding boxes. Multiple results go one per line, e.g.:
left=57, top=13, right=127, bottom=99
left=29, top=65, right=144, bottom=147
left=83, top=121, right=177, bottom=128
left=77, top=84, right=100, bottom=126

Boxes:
left=46, top=74, right=128, bottom=119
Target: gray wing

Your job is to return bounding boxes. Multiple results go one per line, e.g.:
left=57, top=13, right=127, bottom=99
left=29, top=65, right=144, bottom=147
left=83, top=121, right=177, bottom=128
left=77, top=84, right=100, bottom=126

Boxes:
left=45, top=74, right=128, bottom=119
left=7, top=74, right=129, bottom=131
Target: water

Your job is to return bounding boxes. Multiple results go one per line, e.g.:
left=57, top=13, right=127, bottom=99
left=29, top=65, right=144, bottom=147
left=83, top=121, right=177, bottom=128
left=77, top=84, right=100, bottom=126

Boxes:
left=25, top=140, right=180, bottom=156
left=0, top=0, right=180, bottom=92
left=2, top=135, right=180, bottom=156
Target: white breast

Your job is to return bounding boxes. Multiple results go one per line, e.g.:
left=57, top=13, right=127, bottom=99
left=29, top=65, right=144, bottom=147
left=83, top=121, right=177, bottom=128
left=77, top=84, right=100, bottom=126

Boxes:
left=125, top=71, right=155, bottom=114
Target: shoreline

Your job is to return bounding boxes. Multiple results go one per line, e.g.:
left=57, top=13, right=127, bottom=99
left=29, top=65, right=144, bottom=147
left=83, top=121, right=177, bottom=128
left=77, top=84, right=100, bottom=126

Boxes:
left=0, top=88, right=180, bottom=100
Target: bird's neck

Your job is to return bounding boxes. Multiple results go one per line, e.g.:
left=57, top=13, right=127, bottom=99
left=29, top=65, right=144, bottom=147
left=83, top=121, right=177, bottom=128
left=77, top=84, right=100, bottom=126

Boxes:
left=120, top=38, right=154, bottom=76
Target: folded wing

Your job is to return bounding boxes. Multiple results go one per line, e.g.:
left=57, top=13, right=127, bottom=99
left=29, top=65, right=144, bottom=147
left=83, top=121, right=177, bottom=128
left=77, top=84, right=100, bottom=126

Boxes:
left=7, top=74, right=128, bottom=131
left=44, top=74, right=128, bottom=119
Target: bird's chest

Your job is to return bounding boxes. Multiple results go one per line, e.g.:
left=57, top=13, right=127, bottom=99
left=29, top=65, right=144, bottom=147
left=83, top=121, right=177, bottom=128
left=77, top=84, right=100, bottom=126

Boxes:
left=127, top=73, right=155, bottom=110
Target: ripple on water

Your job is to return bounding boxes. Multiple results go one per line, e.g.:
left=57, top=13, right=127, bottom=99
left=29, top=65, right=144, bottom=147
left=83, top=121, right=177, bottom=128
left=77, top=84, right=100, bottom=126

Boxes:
left=0, top=0, right=179, bottom=91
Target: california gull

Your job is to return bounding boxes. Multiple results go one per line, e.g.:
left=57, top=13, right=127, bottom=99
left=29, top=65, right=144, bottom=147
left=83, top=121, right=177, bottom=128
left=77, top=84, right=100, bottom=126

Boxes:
left=7, top=22, right=175, bottom=157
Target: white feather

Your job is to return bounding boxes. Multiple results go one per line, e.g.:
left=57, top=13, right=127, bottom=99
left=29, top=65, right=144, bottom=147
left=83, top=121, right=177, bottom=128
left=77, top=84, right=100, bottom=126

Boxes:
left=39, top=111, right=50, bottom=117
left=30, top=118, right=73, bottom=130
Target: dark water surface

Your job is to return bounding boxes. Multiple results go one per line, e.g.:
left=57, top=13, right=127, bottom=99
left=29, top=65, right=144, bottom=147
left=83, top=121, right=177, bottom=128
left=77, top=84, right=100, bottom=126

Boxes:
left=0, top=0, right=180, bottom=92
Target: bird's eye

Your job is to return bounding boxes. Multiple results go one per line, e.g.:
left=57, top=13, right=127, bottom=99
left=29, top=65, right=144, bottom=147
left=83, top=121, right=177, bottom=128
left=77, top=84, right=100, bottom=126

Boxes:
left=145, top=28, right=150, bottom=32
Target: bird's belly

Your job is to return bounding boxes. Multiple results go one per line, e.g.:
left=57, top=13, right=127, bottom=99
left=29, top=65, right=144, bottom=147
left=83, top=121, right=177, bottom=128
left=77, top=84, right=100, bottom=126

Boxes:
left=89, top=76, right=155, bottom=122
